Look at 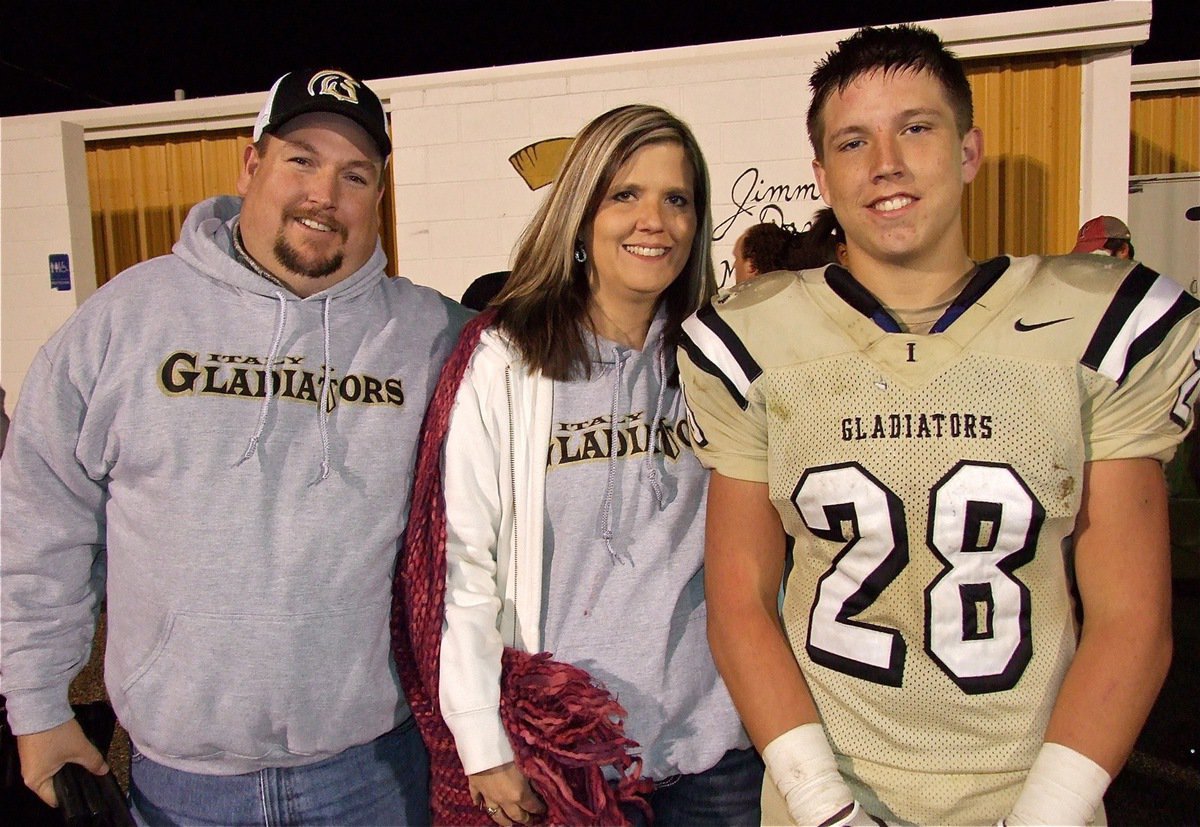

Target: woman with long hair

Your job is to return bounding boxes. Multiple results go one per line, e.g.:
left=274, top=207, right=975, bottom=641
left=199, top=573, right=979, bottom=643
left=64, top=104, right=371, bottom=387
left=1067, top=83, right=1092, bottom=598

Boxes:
left=405, top=104, right=760, bottom=826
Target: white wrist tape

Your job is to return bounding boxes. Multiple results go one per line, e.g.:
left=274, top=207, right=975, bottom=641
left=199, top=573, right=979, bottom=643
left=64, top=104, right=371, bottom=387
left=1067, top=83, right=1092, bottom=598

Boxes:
left=1006, top=743, right=1111, bottom=826
left=838, top=800, right=886, bottom=826
left=763, top=724, right=854, bottom=826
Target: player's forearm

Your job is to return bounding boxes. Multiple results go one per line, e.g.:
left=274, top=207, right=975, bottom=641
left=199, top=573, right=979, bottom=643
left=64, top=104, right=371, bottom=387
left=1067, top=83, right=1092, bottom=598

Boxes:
left=704, top=472, right=821, bottom=749
left=1042, top=606, right=1171, bottom=775
left=1042, top=457, right=1174, bottom=776
left=1007, top=611, right=1170, bottom=826
left=707, top=597, right=821, bottom=750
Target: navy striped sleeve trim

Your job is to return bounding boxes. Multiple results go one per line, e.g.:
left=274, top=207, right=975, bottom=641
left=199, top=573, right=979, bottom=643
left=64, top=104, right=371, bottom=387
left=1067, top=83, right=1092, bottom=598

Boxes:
left=825, top=265, right=901, bottom=333
left=1082, top=264, right=1199, bottom=385
left=931, top=256, right=1011, bottom=334
left=1172, top=344, right=1199, bottom=428
left=680, top=303, right=763, bottom=411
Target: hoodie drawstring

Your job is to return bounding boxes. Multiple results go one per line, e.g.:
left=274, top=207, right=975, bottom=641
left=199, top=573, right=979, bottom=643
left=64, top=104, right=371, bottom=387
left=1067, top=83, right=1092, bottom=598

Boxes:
left=314, top=296, right=332, bottom=483
left=598, top=341, right=672, bottom=564
left=600, top=347, right=627, bottom=565
left=236, top=293, right=333, bottom=484
left=643, top=344, right=668, bottom=510
left=238, top=291, right=288, bottom=466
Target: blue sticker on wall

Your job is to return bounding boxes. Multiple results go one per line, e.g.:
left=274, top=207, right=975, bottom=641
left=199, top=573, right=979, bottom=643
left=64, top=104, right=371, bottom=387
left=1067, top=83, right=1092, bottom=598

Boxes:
left=49, top=254, right=72, bottom=291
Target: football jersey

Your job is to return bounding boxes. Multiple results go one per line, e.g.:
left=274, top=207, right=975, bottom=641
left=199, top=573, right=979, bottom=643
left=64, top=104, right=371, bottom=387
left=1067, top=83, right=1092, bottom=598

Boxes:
left=678, top=255, right=1199, bottom=824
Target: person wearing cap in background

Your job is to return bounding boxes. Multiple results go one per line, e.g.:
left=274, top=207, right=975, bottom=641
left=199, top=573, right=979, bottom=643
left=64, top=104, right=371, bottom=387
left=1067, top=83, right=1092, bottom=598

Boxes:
left=0, top=68, right=468, bottom=825
left=1072, top=214, right=1136, bottom=259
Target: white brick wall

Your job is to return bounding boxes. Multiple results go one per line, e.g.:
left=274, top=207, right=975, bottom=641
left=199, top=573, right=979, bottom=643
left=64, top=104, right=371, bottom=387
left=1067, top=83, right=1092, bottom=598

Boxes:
left=495, top=76, right=569, bottom=101
left=389, top=49, right=834, bottom=301
left=528, top=92, right=607, bottom=136
left=0, top=1, right=1156, bottom=407
left=1, top=119, right=95, bottom=404
left=393, top=105, right=459, bottom=146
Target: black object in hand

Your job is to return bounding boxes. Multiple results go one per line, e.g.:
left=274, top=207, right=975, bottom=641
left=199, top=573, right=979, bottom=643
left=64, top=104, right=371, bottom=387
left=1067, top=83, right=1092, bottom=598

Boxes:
left=52, top=763, right=133, bottom=827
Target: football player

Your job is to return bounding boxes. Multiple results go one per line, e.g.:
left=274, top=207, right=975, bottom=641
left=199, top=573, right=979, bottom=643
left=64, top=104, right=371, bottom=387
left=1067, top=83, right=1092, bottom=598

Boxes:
left=678, top=25, right=1199, bottom=826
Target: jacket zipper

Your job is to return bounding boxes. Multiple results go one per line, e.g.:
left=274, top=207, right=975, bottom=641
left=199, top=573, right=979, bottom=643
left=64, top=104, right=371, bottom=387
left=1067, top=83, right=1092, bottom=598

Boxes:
left=504, top=365, right=519, bottom=649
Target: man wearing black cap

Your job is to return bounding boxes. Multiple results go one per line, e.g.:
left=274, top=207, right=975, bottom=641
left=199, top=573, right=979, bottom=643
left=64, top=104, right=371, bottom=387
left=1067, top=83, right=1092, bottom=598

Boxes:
left=1, top=69, right=468, bottom=824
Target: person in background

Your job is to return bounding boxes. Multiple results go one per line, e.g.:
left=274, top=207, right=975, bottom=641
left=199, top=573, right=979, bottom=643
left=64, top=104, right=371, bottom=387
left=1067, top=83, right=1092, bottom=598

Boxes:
left=1071, top=214, right=1135, bottom=259
left=732, top=223, right=801, bottom=284
left=680, top=25, right=1197, bottom=826
left=801, top=207, right=849, bottom=268
left=461, top=270, right=511, bottom=312
left=1, top=68, right=468, bottom=825
left=731, top=210, right=846, bottom=287
left=420, top=104, right=761, bottom=827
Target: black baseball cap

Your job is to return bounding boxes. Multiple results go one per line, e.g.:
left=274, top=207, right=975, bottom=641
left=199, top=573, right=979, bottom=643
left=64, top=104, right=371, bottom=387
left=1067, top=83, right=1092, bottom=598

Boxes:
left=253, top=68, right=391, bottom=158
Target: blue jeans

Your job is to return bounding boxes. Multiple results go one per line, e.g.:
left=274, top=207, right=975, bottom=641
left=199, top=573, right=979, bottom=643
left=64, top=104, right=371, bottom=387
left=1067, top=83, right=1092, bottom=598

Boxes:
left=626, top=746, right=764, bottom=827
left=129, top=718, right=429, bottom=826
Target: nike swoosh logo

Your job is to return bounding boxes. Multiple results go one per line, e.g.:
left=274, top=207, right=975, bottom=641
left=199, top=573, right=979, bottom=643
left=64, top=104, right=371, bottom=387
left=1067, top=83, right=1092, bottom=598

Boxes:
left=1014, top=316, right=1073, bottom=332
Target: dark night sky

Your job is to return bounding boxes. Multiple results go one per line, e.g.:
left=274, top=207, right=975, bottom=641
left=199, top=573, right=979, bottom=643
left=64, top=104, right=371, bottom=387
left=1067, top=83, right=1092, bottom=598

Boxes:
left=2, top=0, right=1196, bottom=118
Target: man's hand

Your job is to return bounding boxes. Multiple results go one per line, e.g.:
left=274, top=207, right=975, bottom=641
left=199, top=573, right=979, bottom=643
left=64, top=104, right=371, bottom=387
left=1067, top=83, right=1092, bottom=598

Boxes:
left=469, top=761, right=547, bottom=826
left=17, top=718, right=109, bottom=807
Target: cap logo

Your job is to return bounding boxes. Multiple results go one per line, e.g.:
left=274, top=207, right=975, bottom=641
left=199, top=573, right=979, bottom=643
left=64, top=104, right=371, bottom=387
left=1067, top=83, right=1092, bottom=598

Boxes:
left=307, top=70, right=360, bottom=104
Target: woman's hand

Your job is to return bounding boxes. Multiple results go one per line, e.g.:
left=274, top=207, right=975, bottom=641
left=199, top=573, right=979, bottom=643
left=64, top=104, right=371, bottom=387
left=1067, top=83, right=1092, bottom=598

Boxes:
left=469, top=762, right=547, bottom=825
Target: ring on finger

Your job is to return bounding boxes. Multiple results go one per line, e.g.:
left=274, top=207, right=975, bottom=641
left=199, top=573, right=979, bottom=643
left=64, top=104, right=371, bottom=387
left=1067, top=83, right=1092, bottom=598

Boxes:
left=486, top=805, right=500, bottom=816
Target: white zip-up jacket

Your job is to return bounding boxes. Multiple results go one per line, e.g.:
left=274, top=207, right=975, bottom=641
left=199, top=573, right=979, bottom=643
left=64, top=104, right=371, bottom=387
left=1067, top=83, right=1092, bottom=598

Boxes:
left=439, top=329, right=552, bottom=774
left=439, top=323, right=750, bottom=781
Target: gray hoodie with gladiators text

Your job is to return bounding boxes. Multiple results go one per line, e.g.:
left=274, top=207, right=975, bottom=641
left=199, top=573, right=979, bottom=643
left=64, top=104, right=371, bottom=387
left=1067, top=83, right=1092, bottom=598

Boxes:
left=0, top=196, right=468, bottom=775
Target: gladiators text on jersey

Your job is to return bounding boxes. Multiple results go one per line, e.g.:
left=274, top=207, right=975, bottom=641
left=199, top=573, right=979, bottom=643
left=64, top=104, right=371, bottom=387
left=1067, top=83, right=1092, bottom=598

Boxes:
left=841, top=412, right=994, bottom=441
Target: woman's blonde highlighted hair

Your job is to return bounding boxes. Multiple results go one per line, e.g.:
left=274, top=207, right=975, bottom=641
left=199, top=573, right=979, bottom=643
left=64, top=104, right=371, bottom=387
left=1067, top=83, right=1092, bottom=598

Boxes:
left=493, top=104, right=715, bottom=381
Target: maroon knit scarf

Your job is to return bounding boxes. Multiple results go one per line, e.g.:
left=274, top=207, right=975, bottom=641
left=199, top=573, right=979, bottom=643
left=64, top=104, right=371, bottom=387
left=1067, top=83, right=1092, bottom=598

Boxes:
left=391, top=310, right=653, bottom=825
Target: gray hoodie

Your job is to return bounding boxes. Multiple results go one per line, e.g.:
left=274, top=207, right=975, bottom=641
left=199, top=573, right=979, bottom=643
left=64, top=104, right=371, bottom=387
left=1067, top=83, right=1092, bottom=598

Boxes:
left=0, top=196, right=468, bottom=775
left=542, top=313, right=750, bottom=780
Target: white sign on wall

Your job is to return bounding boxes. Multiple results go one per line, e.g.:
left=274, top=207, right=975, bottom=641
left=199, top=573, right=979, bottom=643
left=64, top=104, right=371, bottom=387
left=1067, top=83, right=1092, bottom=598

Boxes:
left=1128, top=173, right=1200, bottom=296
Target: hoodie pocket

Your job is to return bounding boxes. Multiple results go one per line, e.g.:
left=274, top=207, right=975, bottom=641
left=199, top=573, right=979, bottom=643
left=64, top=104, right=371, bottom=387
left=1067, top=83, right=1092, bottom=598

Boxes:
left=118, top=601, right=398, bottom=762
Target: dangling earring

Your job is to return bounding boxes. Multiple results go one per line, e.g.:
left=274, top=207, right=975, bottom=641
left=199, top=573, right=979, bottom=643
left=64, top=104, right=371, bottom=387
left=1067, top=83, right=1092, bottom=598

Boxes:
left=574, top=240, right=587, bottom=264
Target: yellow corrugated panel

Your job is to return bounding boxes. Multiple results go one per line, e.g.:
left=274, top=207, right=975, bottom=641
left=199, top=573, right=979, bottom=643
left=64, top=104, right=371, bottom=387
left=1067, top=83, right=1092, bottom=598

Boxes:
left=86, top=130, right=399, bottom=287
left=86, top=129, right=250, bottom=287
left=963, top=56, right=1082, bottom=259
left=1131, top=91, right=1200, bottom=175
